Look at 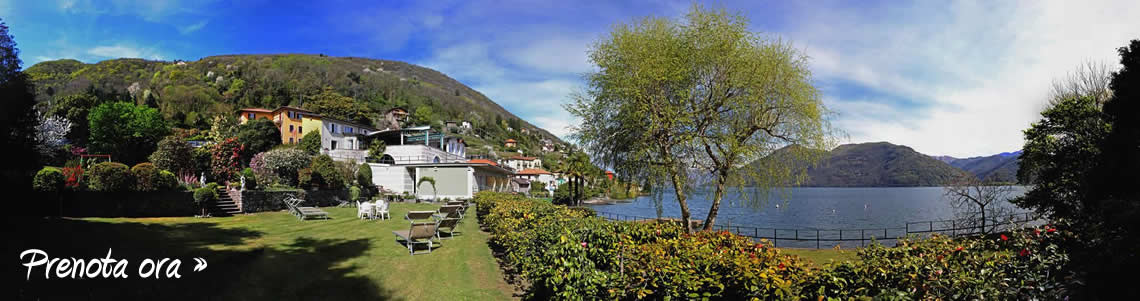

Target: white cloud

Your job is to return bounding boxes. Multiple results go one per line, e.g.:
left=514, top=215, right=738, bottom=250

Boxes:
left=504, top=37, right=594, bottom=74
left=784, top=0, right=1140, bottom=157
left=178, top=20, right=208, bottom=34
left=87, top=44, right=164, bottom=60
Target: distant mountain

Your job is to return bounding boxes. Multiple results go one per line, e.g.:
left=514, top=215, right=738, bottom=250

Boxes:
left=936, top=151, right=1021, bottom=183
left=745, top=142, right=970, bottom=187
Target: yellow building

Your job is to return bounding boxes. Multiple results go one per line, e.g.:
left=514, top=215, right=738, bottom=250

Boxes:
left=238, top=106, right=319, bottom=145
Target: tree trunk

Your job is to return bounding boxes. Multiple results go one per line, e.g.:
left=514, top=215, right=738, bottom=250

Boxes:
left=980, top=204, right=986, bottom=234
left=702, top=172, right=728, bottom=231
left=670, top=169, right=693, bottom=233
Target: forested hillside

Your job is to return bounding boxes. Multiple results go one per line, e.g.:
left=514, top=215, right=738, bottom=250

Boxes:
left=746, top=142, right=971, bottom=187
left=26, top=54, right=566, bottom=155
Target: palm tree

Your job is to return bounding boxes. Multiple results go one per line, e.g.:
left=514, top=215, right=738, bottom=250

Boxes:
left=556, top=152, right=590, bottom=206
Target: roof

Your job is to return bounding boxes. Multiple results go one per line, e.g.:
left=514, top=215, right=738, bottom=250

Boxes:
left=508, top=155, right=538, bottom=161
left=316, top=115, right=377, bottom=131
left=512, top=178, right=531, bottom=184
left=467, top=159, right=498, bottom=166
left=516, top=168, right=552, bottom=175
left=274, top=106, right=312, bottom=113
left=238, top=108, right=273, bottom=113
left=386, top=107, right=408, bottom=114
left=505, top=139, right=517, bottom=143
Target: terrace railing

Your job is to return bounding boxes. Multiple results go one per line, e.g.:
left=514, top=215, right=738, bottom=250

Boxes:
left=595, top=211, right=1046, bottom=249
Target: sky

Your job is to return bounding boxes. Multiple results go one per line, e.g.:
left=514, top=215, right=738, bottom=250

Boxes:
left=2, top=0, right=1138, bottom=158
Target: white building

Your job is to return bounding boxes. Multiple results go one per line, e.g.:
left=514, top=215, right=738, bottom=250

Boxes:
left=502, top=155, right=542, bottom=171
left=366, top=126, right=512, bottom=200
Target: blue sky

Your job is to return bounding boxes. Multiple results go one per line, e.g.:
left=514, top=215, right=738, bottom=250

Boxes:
left=3, top=0, right=1139, bottom=157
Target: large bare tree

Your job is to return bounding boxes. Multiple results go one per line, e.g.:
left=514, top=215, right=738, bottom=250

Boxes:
left=1048, top=60, right=1114, bottom=106
left=944, top=175, right=1016, bottom=235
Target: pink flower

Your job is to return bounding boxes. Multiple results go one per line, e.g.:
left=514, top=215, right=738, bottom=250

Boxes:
left=1019, top=249, right=1030, bottom=257
left=1047, top=228, right=1056, bottom=233
left=1000, top=234, right=1008, bottom=241
left=580, top=242, right=587, bottom=248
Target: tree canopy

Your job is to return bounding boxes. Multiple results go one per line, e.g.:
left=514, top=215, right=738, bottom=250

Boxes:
left=568, top=5, right=833, bottom=231
left=88, top=101, right=168, bottom=165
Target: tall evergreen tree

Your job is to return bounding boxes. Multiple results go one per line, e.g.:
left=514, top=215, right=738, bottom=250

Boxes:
left=0, top=20, right=40, bottom=191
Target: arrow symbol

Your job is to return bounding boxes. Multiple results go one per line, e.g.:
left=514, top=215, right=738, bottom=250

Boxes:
left=193, top=258, right=208, bottom=272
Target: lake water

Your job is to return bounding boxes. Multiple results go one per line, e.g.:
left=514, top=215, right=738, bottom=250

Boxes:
left=587, top=186, right=1029, bottom=230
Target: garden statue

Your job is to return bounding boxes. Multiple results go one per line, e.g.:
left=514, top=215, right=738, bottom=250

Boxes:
left=199, top=173, right=205, bottom=186
left=240, top=174, right=246, bottom=190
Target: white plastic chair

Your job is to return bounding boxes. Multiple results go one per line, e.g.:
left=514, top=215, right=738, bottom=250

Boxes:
left=358, top=201, right=374, bottom=220
left=375, top=201, right=390, bottom=220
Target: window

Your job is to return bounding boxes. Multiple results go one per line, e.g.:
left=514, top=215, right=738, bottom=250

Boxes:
left=248, top=113, right=254, bottom=119
left=289, top=125, right=294, bottom=132
left=330, top=124, right=337, bottom=133
left=289, top=138, right=294, bottom=144
left=346, top=127, right=353, bottom=134
left=331, top=140, right=338, bottom=150
left=298, top=126, right=302, bottom=133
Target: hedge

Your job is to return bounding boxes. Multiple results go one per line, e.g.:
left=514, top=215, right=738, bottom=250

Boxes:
left=131, top=163, right=160, bottom=191
left=33, top=167, right=64, bottom=192
left=87, top=162, right=133, bottom=192
left=473, top=191, right=1071, bottom=300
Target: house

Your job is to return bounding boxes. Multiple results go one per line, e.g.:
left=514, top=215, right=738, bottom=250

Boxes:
left=237, top=106, right=318, bottom=145
left=510, top=178, right=531, bottom=194
left=317, top=116, right=378, bottom=162
left=444, top=120, right=459, bottom=133
left=460, top=121, right=472, bottom=130
left=364, top=128, right=513, bottom=200
left=504, top=139, right=517, bottom=148
left=515, top=168, right=556, bottom=190
left=541, top=138, right=554, bottom=153
left=365, top=126, right=513, bottom=200
left=378, top=107, right=409, bottom=130
left=502, top=155, right=541, bottom=171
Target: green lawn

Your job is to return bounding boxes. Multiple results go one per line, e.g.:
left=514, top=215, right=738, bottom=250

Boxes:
left=9, top=203, right=514, bottom=300
left=780, top=248, right=861, bottom=267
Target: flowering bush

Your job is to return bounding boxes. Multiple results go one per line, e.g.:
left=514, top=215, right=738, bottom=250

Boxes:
left=252, top=148, right=311, bottom=186
left=210, top=137, right=244, bottom=183
left=474, top=191, right=805, bottom=299
left=62, top=166, right=83, bottom=189
left=804, top=225, right=1072, bottom=299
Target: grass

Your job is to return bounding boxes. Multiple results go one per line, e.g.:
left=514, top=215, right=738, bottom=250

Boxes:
left=9, top=203, right=514, bottom=300
left=780, top=248, right=861, bottom=267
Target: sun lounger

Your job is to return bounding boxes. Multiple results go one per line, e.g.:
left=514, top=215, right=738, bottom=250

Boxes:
left=435, top=217, right=460, bottom=239
left=446, top=201, right=468, bottom=218
left=393, top=221, right=438, bottom=255
left=436, top=205, right=462, bottom=220
left=284, top=197, right=330, bottom=220
left=406, top=210, right=436, bottom=221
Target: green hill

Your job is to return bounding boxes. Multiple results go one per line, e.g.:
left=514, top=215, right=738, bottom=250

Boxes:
left=747, top=142, right=970, bottom=187
left=26, top=54, right=566, bottom=155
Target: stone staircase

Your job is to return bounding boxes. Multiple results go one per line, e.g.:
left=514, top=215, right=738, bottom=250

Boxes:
left=208, top=186, right=242, bottom=217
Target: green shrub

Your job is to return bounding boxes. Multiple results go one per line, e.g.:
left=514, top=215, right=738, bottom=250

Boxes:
left=149, top=135, right=193, bottom=174
left=241, top=167, right=258, bottom=190
left=157, top=170, right=178, bottom=190
left=356, top=162, right=372, bottom=187
left=33, top=167, right=65, bottom=192
left=253, top=148, right=311, bottom=186
left=349, top=185, right=362, bottom=201
left=298, top=168, right=313, bottom=188
left=87, top=162, right=133, bottom=192
left=309, top=154, right=343, bottom=190
left=131, top=162, right=160, bottom=191
left=298, top=131, right=321, bottom=155
left=193, top=186, right=217, bottom=202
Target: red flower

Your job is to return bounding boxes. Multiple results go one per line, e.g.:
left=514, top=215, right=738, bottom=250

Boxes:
left=1047, top=228, right=1056, bottom=233
left=777, top=263, right=785, bottom=269
left=1034, top=229, right=1041, bottom=235
left=1019, top=249, right=1029, bottom=257
left=955, top=246, right=964, bottom=252
left=1000, top=234, right=1008, bottom=241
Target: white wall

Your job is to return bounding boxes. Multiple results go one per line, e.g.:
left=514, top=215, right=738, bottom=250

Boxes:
left=370, top=164, right=413, bottom=194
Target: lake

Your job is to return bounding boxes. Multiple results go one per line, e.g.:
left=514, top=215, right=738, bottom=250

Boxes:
left=587, top=186, right=1029, bottom=230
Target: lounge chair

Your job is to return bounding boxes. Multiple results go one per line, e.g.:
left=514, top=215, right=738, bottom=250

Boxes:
left=435, top=217, right=460, bottom=239
left=446, top=201, right=468, bottom=218
left=284, top=197, right=330, bottom=220
left=406, top=211, right=436, bottom=221
left=393, top=221, right=438, bottom=255
left=436, top=205, right=462, bottom=220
